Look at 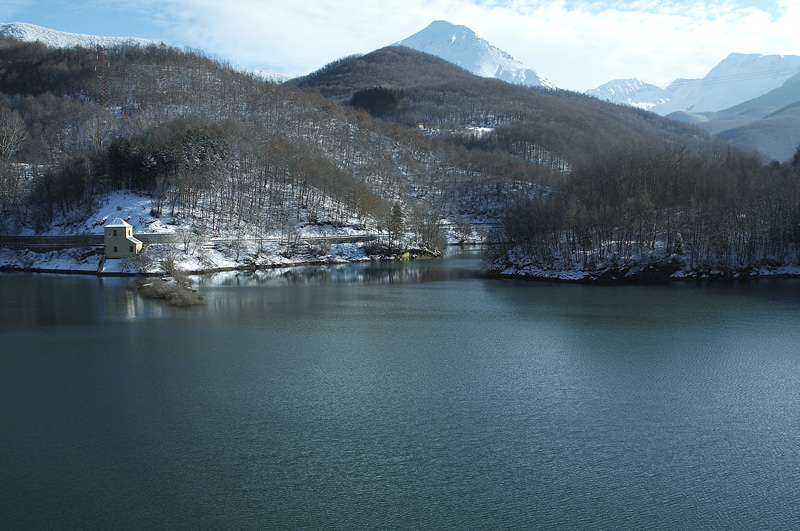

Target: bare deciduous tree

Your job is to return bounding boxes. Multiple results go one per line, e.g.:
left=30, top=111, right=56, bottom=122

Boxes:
left=0, top=106, right=27, bottom=162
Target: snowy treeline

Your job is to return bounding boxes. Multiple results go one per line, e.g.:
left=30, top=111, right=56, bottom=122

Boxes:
left=492, top=142, right=800, bottom=276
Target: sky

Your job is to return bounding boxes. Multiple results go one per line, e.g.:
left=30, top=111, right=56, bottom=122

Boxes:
left=2, top=0, right=798, bottom=91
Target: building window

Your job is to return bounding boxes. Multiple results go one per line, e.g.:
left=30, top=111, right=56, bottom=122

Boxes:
left=113, top=229, right=117, bottom=236
left=129, top=246, right=134, bottom=253
left=114, top=246, right=118, bottom=253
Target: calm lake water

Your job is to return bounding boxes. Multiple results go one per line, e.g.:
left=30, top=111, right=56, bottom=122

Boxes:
left=2, top=248, right=800, bottom=530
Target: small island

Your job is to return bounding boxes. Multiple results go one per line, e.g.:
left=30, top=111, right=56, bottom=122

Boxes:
left=129, top=260, right=205, bottom=307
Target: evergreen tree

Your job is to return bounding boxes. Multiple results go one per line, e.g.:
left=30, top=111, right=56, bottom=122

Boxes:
left=388, top=202, right=404, bottom=249
left=350, top=86, right=404, bottom=117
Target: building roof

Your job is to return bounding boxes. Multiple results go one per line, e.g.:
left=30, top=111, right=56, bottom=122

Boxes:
left=105, top=217, right=132, bottom=228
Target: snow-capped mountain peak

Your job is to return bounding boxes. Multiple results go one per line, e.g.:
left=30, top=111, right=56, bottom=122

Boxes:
left=0, top=22, right=153, bottom=49
left=394, top=21, right=558, bottom=90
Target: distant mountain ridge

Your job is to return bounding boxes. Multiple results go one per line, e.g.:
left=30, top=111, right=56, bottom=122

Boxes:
left=585, top=78, right=667, bottom=111
left=588, top=53, right=800, bottom=117
left=0, top=21, right=153, bottom=49
left=250, top=70, right=296, bottom=83
left=394, top=21, right=558, bottom=90
left=585, top=52, right=800, bottom=160
left=666, top=71, right=800, bottom=162
left=655, top=53, right=800, bottom=115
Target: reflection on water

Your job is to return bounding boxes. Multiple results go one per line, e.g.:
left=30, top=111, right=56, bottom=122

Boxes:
left=197, top=247, right=483, bottom=289
left=196, top=263, right=431, bottom=287
left=0, top=274, right=164, bottom=332
left=192, top=248, right=485, bottom=318
left=103, top=281, right=163, bottom=321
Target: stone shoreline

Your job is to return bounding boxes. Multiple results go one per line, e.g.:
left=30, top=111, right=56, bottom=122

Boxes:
left=485, top=260, right=800, bottom=284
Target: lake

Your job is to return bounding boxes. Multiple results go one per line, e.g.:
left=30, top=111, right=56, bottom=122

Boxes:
left=2, top=247, right=799, bottom=530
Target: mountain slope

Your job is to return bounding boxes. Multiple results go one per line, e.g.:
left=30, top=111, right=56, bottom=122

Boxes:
left=0, top=21, right=153, bottom=49
left=291, top=46, right=477, bottom=102
left=716, top=71, right=800, bottom=118
left=715, top=104, right=800, bottom=162
left=294, top=46, right=721, bottom=170
left=587, top=53, right=800, bottom=118
left=394, top=20, right=557, bottom=90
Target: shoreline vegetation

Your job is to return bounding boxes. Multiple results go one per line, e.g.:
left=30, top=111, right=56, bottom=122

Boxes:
left=485, top=142, right=800, bottom=283
left=2, top=241, right=799, bottom=285
left=484, top=257, right=800, bottom=284
left=0, top=239, right=445, bottom=277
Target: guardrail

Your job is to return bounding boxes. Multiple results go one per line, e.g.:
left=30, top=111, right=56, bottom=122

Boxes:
left=0, top=235, right=104, bottom=251
left=0, top=232, right=383, bottom=251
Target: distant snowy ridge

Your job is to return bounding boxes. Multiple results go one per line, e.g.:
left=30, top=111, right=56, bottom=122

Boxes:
left=250, top=70, right=296, bottom=83
left=585, top=78, right=667, bottom=111
left=395, top=21, right=558, bottom=90
left=0, top=22, right=154, bottom=49
left=588, top=53, right=800, bottom=116
left=652, top=53, right=800, bottom=115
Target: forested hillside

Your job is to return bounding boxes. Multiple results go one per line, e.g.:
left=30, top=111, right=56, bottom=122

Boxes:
left=295, top=46, right=800, bottom=280
left=2, top=36, right=799, bottom=279
left=0, top=37, right=541, bottom=255
left=293, top=46, right=720, bottom=171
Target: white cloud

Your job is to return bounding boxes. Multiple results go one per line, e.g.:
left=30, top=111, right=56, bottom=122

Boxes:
left=463, top=0, right=800, bottom=89
left=113, top=1, right=426, bottom=74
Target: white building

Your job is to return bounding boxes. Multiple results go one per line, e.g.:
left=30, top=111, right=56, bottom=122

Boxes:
left=104, top=218, right=142, bottom=258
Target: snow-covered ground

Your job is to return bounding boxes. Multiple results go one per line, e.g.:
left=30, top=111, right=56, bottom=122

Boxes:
left=0, top=239, right=380, bottom=276
left=1, top=189, right=479, bottom=276
left=15, top=190, right=180, bottom=237
left=1, top=189, right=373, bottom=275
left=491, top=259, right=800, bottom=282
